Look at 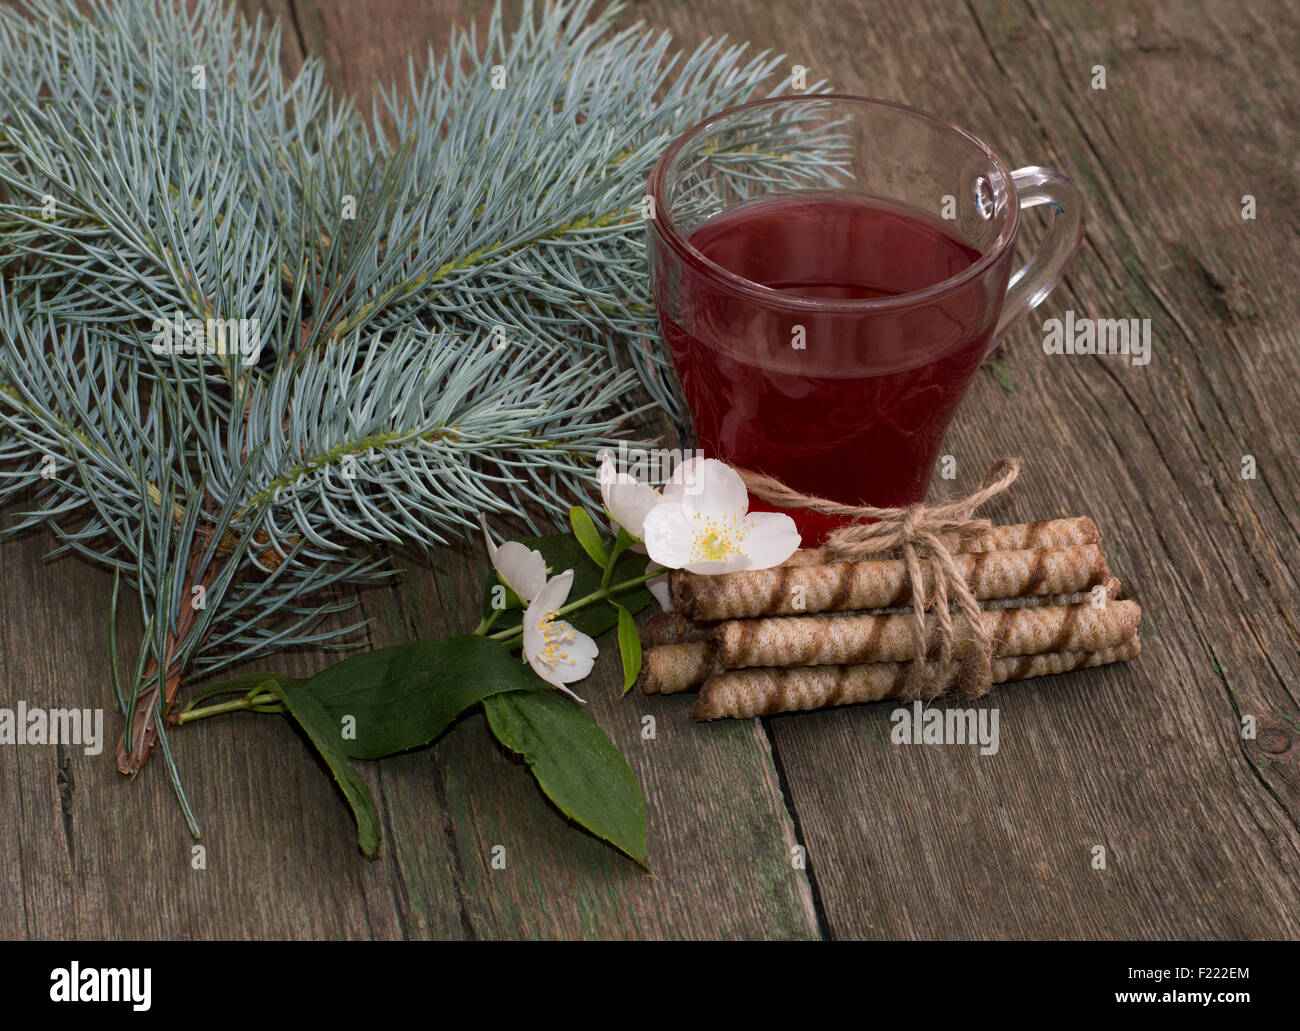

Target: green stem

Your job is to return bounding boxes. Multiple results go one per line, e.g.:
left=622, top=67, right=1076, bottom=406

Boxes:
left=177, top=696, right=256, bottom=723
left=601, top=529, right=639, bottom=590
left=473, top=608, right=503, bottom=635
left=178, top=690, right=282, bottom=723
left=488, top=568, right=659, bottom=646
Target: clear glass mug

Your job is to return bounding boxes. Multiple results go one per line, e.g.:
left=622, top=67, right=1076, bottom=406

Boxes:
left=646, top=95, right=1084, bottom=543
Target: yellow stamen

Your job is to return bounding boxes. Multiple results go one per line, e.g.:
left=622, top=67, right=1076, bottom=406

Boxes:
left=688, top=511, right=751, bottom=563
left=535, top=608, right=577, bottom=670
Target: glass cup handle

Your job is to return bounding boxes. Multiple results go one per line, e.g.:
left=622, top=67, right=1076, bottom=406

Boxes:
left=992, top=165, right=1086, bottom=340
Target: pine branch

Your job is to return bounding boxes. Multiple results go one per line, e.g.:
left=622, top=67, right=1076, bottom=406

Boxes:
left=0, top=0, right=839, bottom=819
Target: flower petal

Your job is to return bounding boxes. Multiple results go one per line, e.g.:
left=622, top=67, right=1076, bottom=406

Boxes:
left=647, top=573, right=673, bottom=612
left=682, top=552, right=753, bottom=575
left=642, top=502, right=755, bottom=574
left=525, top=641, right=590, bottom=703
left=659, top=455, right=706, bottom=505
left=522, top=571, right=597, bottom=703
left=680, top=458, right=749, bottom=519
left=599, top=453, right=663, bottom=539
left=737, top=511, right=802, bottom=569
left=524, top=612, right=597, bottom=704
left=547, top=680, right=588, bottom=705
left=531, top=569, right=573, bottom=616
left=479, top=512, right=498, bottom=559
left=598, top=450, right=617, bottom=485
left=522, top=569, right=574, bottom=657
left=641, top=503, right=699, bottom=569
left=493, top=541, right=549, bottom=601
left=480, top=514, right=548, bottom=601
left=548, top=621, right=599, bottom=682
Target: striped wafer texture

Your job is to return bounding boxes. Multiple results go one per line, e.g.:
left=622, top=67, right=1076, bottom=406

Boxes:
left=637, top=641, right=718, bottom=695
left=671, top=543, right=1111, bottom=620
left=786, top=516, right=1101, bottom=566
left=707, top=572, right=1123, bottom=618
left=637, top=578, right=1119, bottom=651
left=982, top=576, right=1120, bottom=610
left=715, top=599, right=1141, bottom=668
left=691, top=637, right=1141, bottom=720
left=744, top=576, right=1122, bottom=618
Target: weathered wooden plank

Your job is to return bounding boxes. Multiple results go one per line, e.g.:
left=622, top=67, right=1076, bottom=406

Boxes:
left=0, top=0, right=820, bottom=940
left=266, top=0, right=495, bottom=102
left=0, top=528, right=427, bottom=939
left=357, top=538, right=818, bottom=939
left=614, top=0, right=1300, bottom=938
left=273, top=0, right=821, bottom=939
left=4, top=0, right=1297, bottom=941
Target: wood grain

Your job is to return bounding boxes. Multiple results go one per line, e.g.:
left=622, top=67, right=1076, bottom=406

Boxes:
left=1, top=0, right=1297, bottom=939
left=624, top=0, right=1300, bottom=938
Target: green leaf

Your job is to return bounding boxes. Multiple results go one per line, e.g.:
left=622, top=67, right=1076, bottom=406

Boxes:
left=569, top=505, right=607, bottom=567
left=615, top=603, right=642, bottom=693
left=303, top=635, right=546, bottom=759
left=480, top=530, right=653, bottom=638
left=262, top=679, right=382, bottom=857
left=483, top=691, right=647, bottom=866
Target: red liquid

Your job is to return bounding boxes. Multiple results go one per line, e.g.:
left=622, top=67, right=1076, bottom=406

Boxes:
left=657, top=192, right=999, bottom=544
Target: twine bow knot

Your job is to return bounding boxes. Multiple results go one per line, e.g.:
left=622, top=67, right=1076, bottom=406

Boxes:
left=739, top=458, right=1022, bottom=700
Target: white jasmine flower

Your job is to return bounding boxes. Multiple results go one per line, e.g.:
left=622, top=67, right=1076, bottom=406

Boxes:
left=523, top=570, right=599, bottom=702
left=598, top=451, right=662, bottom=546
left=479, top=514, right=548, bottom=602
left=641, top=459, right=800, bottom=574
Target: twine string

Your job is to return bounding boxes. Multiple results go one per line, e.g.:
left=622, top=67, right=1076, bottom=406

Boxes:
left=738, top=458, right=1021, bottom=700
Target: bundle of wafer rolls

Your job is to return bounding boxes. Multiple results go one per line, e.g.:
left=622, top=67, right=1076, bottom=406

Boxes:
left=635, top=516, right=1141, bottom=720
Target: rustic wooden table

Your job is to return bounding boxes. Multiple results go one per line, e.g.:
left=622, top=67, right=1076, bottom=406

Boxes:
left=2, top=0, right=1297, bottom=940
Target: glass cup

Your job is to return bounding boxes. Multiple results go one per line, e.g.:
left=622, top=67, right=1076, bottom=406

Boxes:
left=646, top=95, right=1083, bottom=543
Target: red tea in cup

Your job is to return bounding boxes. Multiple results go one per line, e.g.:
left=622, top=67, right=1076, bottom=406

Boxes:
left=664, top=190, right=990, bottom=543
left=647, top=96, right=1083, bottom=543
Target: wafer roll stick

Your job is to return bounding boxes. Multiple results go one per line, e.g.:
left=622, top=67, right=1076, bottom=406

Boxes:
left=945, top=516, right=1100, bottom=553
left=983, top=576, right=1120, bottom=610
left=635, top=555, right=1111, bottom=647
left=833, top=576, right=1122, bottom=617
left=638, top=581, right=1131, bottom=696
left=671, top=543, right=1110, bottom=620
left=641, top=576, right=1120, bottom=648
left=638, top=611, right=715, bottom=648
left=638, top=642, right=718, bottom=695
left=715, top=599, right=1141, bottom=669
left=789, top=516, right=1101, bottom=566
left=691, top=636, right=1141, bottom=720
